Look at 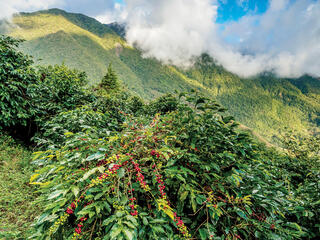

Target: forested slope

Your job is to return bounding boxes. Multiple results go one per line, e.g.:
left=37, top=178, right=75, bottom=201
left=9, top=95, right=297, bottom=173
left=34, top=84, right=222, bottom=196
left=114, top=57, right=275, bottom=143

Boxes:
left=2, top=8, right=319, bottom=142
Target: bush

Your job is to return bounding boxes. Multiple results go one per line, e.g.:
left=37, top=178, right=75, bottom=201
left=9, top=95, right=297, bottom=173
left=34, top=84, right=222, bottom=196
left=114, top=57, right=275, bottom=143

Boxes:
left=0, top=35, right=37, bottom=129
left=99, top=63, right=120, bottom=92
left=30, top=92, right=307, bottom=240
left=146, top=93, right=179, bottom=115
left=279, top=132, right=320, bottom=237
left=29, top=64, right=95, bottom=124
left=33, top=106, right=122, bottom=148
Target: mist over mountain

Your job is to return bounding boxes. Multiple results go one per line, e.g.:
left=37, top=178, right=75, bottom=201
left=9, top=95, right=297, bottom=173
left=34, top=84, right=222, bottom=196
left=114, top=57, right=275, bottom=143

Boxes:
left=123, top=0, right=320, bottom=78
left=1, top=8, right=319, bottom=144
left=2, top=0, right=319, bottom=78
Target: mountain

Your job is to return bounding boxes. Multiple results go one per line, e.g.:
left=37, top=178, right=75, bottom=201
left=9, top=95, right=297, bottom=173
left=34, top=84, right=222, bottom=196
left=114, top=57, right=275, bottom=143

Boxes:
left=1, top=8, right=319, bottom=143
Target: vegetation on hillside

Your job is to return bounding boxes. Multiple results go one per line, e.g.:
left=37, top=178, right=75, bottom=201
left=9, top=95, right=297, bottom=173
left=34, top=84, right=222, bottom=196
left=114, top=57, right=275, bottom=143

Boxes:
left=0, top=36, right=37, bottom=129
left=100, top=64, right=120, bottom=92
left=0, top=35, right=319, bottom=240
left=1, top=9, right=319, bottom=143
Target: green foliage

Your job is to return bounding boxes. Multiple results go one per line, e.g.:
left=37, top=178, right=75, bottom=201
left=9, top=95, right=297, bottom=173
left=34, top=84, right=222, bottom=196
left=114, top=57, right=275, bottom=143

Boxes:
left=147, top=93, right=179, bottom=115
left=29, top=92, right=316, bottom=240
left=29, top=64, right=94, bottom=123
left=100, top=63, right=120, bottom=92
left=34, top=89, right=145, bottom=148
left=91, top=91, right=145, bottom=118
left=126, top=95, right=145, bottom=115
left=0, top=26, right=319, bottom=240
left=0, top=35, right=37, bottom=128
left=279, top=132, right=320, bottom=237
left=282, top=131, right=320, bottom=161
left=33, top=106, right=120, bottom=148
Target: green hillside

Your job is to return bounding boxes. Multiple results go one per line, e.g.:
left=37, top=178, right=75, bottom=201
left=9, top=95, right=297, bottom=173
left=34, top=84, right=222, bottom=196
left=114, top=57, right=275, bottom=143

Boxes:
left=0, top=34, right=319, bottom=239
left=2, top=8, right=319, bottom=142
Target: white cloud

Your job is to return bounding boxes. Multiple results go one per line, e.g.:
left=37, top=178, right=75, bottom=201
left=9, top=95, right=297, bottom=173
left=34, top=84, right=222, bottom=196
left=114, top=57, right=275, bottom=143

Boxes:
left=124, top=0, right=218, bottom=66
left=123, top=0, right=320, bottom=78
left=0, top=0, right=115, bottom=20
left=0, top=0, right=63, bottom=19
left=95, top=3, right=126, bottom=24
left=221, top=0, right=320, bottom=77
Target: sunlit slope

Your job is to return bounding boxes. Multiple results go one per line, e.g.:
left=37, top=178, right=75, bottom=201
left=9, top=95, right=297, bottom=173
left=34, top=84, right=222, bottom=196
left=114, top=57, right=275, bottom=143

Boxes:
left=8, top=11, right=138, bottom=85
left=7, top=9, right=198, bottom=98
left=183, top=58, right=320, bottom=140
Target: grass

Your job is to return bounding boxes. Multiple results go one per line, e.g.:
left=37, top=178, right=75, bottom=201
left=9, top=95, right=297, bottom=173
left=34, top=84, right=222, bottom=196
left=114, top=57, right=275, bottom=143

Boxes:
left=0, top=135, right=40, bottom=239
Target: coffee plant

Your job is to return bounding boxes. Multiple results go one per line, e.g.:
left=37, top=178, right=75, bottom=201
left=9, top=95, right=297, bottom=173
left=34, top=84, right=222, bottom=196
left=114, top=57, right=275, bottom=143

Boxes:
left=29, top=64, right=94, bottom=123
left=0, top=35, right=37, bottom=129
left=29, top=92, right=309, bottom=240
left=2, top=35, right=318, bottom=239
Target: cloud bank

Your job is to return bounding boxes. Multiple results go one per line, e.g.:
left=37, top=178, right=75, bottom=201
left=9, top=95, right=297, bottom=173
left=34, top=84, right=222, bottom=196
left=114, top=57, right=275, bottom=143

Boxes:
left=0, top=0, right=63, bottom=19
left=124, top=0, right=218, bottom=67
left=124, top=0, right=320, bottom=78
left=1, top=0, right=319, bottom=78
left=0, top=0, right=115, bottom=20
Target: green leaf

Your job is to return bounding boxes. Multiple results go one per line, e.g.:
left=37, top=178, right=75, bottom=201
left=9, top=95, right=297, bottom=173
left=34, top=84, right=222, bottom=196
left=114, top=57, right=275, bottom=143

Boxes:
left=116, top=211, right=125, bottom=218
left=47, top=190, right=65, bottom=200
left=126, top=215, right=138, bottom=226
left=149, top=219, right=167, bottom=224
left=110, top=225, right=123, bottom=239
left=142, top=217, right=148, bottom=226
left=152, top=226, right=165, bottom=233
left=71, top=186, right=79, bottom=197
left=123, top=221, right=135, bottom=229
left=179, top=191, right=189, bottom=202
left=199, top=228, right=207, bottom=240
left=89, top=211, right=95, bottom=218
left=94, top=192, right=105, bottom=200
left=85, top=152, right=105, bottom=162
left=81, top=166, right=105, bottom=181
left=102, top=216, right=116, bottom=226
left=236, top=209, right=248, bottom=220
left=191, top=192, right=197, bottom=213
left=123, top=228, right=134, bottom=240
left=117, top=168, right=125, bottom=178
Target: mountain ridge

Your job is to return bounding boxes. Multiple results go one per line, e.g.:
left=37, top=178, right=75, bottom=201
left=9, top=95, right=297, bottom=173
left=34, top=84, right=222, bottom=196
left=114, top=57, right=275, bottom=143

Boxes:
left=1, top=8, right=319, bottom=143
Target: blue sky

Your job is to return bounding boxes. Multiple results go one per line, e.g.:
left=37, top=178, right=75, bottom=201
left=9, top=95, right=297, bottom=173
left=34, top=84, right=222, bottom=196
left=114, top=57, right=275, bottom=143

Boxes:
left=110, top=0, right=270, bottom=23
left=111, top=0, right=270, bottom=23
left=216, top=0, right=269, bottom=23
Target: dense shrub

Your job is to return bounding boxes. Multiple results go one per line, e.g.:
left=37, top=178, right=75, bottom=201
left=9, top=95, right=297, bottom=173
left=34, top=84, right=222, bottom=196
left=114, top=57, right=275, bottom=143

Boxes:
left=91, top=91, right=145, bottom=118
left=279, top=132, right=320, bottom=237
left=146, top=93, right=179, bottom=115
left=29, top=64, right=94, bottom=123
left=34, top=89, right=145, bottom=148
left=99, top=63, right=120, bottom=92
left=30, top=93, right=308, bottom=240
left=0, top=35, right=37, bottom=128
left=0, top=35, right=95, bottom=141
left=33, top=106, right=121, bottom=148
